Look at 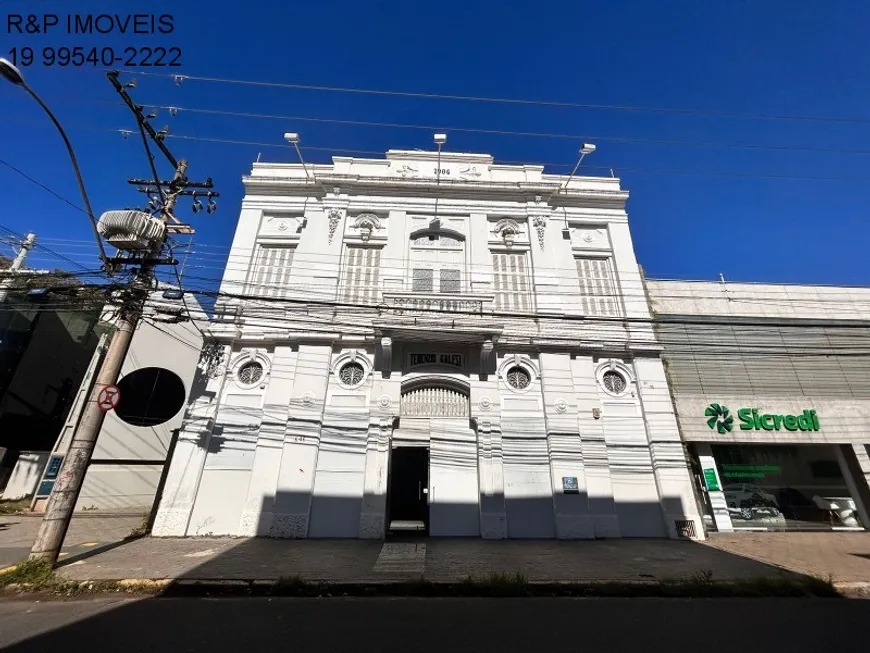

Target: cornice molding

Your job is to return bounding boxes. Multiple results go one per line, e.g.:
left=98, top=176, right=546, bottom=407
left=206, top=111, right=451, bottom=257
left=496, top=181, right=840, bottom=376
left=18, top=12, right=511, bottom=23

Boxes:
left=241, top=175, right=628, bottom=209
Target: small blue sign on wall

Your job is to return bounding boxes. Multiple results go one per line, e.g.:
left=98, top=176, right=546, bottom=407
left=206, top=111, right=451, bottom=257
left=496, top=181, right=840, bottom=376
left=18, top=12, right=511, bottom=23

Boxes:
left=35, top=454, right=65, bottom=498
left=562, top=476, right=579, bottom=494
left=44, top=455, right=64, bottom=480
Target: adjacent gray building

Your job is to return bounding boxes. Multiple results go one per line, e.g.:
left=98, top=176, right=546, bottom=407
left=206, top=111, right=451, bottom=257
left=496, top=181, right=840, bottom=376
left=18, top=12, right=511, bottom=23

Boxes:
left=648, top=280, right=870, bottom=533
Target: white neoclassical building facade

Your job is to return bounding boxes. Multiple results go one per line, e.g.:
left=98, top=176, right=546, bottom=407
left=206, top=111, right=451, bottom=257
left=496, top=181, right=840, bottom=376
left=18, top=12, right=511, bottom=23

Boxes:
left=152, top=147, right=703, bottom=540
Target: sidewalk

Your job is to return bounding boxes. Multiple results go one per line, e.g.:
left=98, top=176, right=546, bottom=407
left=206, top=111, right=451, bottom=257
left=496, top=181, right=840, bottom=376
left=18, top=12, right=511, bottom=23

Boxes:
left=6, top=510, right=870, bottom=589
left=0, top=512, right=145, bottom=568
left=706, top=532, right=870, bottom=585
left=51, top=532, right=870, bottom=586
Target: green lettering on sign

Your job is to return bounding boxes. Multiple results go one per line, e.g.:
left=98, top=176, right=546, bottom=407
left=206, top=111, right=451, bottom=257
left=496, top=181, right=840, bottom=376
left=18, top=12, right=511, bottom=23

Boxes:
left=703, top=468, right=720, bottom=491
left=708, top=405, right=819, bottom=433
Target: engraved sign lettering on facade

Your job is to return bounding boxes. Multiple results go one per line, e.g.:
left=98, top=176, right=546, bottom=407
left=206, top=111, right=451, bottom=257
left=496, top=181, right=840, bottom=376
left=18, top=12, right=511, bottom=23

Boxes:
left=409, top=353, right=464, bottom=368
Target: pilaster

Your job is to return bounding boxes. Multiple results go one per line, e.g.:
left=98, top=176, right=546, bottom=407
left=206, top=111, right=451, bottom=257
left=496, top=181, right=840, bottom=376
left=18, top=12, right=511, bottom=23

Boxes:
left=539, top=353, right=594, bottom=539
left=152, top=344, right=231, bottom=536
left=471, top=376, right=506, bottom=539
left=359, top=374, right=400, bottom=538
left=270, top=344, right=331, bottom=538
left=634, top=357, right=705, bottom=540
left=571, top=355, right=620, bottom=537
left=238, top=345, right=298, bottom=536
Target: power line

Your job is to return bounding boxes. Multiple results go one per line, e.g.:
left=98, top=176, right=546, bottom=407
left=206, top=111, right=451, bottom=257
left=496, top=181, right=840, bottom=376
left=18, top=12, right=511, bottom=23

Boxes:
left=160, top=134, right=870, bottom=183
left=22, top=97, right=870, bottom=156
left=0, top=158, right=89, bottom=215
left=31, top=242, right=92, bottom=272
left=141, top=246, right=870, bottom=299
left=114, top=70, right=870, bottom=126
left=185, top=284, right=870, bottom=330
left=130, top=103, right=870, bottom=156
left=27, top=243, right=870, bottom=314
left=7, top=116, right=870, bottom=184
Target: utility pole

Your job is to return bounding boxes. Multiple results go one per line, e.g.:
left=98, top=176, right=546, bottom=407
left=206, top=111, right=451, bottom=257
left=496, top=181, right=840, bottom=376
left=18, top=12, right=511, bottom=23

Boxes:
left=0, top=232, right=36, bottom=302
left=29, top=73, right=216, bottom=564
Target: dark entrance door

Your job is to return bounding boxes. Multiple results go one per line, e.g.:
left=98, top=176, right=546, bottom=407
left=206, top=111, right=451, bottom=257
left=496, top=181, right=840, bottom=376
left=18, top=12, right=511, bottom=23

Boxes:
left=387, top=447, right=429, bottom=533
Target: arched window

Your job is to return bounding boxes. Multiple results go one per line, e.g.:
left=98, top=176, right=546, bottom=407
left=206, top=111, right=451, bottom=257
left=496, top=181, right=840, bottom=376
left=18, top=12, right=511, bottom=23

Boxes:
left=401, top=384, right=469, bottom=417
left=409, top=228, right=466, bottom=294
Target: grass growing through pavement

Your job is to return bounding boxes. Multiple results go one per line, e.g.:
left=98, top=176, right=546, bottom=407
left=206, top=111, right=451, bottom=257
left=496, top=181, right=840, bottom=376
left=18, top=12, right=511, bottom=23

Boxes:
left=1, top=563, right=842, bottom=598
left=0, top=559, right=55, bottom=589
left=0, top=498, right=30, bottom=515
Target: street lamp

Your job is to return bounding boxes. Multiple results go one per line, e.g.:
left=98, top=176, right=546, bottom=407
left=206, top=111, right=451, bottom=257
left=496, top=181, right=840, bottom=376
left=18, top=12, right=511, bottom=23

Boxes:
left=284, top=132, right=312, bottom=181
left=433, top=133, right=447, bottom=226
left=561, top=143, right=597, bottom=237
left=0, top=57, right=112, bottom=272
left=434, top=133, right=447, bottom=185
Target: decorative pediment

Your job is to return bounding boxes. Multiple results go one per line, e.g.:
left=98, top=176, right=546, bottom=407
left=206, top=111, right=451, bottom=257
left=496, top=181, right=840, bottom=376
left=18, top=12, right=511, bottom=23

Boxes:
left=491, top=218, right=523, bottom=247
left=352, top=213, right=383, bottom=242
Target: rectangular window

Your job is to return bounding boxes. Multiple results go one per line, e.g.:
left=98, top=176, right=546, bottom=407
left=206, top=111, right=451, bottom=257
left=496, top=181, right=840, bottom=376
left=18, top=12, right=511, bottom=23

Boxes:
left=491, top=252, right=531, bottom=312
left=575, top=257, right=619, bottom=316
left=247, top=245, right=295, bottom=298
left=440, top=269, right=461, bottom=293
left=412, top=268, right=434, bottom=292
left=341, top=245, right=381, bottom=306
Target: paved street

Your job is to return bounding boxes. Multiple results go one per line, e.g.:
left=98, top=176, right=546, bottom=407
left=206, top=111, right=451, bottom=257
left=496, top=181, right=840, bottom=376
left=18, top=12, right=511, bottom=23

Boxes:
left=0, top=596, right=867, bottom=652
left=0, top=513, right=145, bottom=568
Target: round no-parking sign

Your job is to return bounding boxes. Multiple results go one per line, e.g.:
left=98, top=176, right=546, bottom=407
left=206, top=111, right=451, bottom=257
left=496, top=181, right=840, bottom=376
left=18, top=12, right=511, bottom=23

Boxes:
left=97, top=385, right=121, bottom=412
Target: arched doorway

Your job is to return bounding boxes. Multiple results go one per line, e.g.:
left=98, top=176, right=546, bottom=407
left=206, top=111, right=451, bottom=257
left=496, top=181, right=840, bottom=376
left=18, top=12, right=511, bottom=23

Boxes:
left=388, top=379, right=478, bottom=537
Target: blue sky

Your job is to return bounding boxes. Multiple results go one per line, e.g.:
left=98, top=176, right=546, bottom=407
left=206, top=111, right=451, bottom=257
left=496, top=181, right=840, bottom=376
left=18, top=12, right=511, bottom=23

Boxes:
left=2, top=0, right=870, bottom=287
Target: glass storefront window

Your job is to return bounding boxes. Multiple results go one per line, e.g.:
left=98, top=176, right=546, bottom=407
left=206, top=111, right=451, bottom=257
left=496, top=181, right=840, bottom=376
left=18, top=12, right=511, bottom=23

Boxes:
left=705, top=444, right=864, bottom=531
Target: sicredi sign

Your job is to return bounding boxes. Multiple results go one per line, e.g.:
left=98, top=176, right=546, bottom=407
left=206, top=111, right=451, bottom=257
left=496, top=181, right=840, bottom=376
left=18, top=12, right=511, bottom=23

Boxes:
left=704, top=403, right=820, bottom=434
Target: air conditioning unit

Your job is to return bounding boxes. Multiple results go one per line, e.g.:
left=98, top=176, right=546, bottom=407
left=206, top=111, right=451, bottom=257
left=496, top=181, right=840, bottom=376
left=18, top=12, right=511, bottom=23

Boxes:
left=97, top=210, right=166, bottom=251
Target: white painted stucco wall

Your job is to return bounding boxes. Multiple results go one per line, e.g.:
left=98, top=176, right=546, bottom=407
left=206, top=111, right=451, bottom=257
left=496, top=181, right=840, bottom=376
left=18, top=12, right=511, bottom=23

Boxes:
left=153, top=149, right=702, bottom=540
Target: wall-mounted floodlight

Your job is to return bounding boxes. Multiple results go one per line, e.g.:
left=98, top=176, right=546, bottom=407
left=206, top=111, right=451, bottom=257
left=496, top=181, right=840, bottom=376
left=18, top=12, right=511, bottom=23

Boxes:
left=561, top=143, right=597, bottom=238
left=432, top=133, right=448, bottom=222
left=284, top=132, right=311, bottom=179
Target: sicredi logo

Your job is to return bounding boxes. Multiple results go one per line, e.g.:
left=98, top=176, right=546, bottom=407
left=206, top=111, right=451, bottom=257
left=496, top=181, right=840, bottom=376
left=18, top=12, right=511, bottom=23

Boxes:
left=704, top=404, right=733, bottom=433
left=705, top=404, right=820, bottom=432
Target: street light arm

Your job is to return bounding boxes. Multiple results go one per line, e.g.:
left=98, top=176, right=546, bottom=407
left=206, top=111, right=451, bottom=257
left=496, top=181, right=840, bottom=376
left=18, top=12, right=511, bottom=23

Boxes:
left=21, top=82, right=112, bottom=273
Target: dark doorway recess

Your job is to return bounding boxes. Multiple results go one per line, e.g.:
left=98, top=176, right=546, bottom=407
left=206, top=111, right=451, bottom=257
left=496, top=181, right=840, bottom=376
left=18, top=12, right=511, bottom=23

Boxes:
left=387, top=447, right=429, bottom=535
left=115, top=367, right=185, bottom=427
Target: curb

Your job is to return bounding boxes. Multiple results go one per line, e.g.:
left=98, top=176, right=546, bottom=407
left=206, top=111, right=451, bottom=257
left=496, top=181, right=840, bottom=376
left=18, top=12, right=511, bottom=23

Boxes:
left=31, top=576, right=845, bottom=598
left=3, top=565, right=855, bottom=598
